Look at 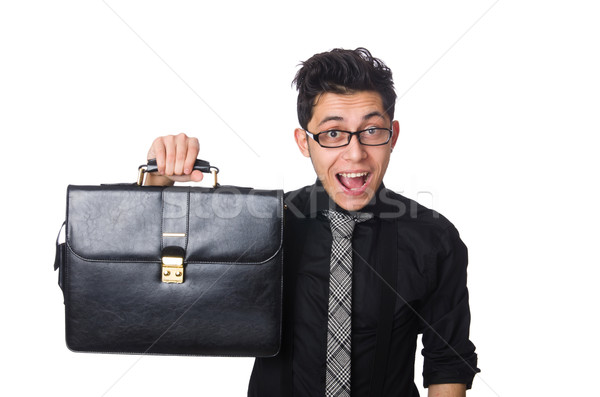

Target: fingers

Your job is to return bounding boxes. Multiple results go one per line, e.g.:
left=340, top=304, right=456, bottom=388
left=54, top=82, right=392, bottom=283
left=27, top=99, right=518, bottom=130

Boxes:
left=184, top=137, right=200, bottom=175
left=148, top=136, right=166, bottom=173
left=163, top=135, right=177, bottom=176
left=147, top=133, right=201, bottom=182
left=185, top=138, right=203, bottom=182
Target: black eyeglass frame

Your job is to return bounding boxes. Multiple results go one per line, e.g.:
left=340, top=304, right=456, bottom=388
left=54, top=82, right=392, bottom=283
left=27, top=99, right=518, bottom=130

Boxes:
left=304, top=127, right=393, bottom=148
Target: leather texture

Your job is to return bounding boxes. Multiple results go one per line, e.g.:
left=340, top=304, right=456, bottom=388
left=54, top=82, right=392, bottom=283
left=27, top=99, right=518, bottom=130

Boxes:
left=59, top=184, right=284, bottom=357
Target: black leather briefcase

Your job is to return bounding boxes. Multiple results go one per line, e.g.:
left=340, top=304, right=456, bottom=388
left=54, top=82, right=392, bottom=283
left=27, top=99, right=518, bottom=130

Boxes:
left=54, top=160, right=283, bottom=357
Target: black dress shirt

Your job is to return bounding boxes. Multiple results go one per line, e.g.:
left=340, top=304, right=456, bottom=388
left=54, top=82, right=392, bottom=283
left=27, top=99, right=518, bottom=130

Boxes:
left=248, top=181, right=479, bottom=396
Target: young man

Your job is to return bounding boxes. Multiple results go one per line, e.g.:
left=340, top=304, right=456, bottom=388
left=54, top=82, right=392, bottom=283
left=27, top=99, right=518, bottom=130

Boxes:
left=146, top=48, right=479, bottom=397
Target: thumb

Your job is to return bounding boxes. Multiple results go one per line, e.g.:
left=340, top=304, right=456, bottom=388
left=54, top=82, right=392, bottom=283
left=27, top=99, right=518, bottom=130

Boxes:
left=190, top=170, right=204, bottom=182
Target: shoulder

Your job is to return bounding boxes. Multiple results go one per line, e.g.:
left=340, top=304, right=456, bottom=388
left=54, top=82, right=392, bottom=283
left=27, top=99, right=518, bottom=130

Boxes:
left=379, top=187, right=452, bottom=228
left=282, top=184, right=315, bottom=219
left=381, top=188, right=463, bottom=254
left=283, top=184, right=312, bottom=208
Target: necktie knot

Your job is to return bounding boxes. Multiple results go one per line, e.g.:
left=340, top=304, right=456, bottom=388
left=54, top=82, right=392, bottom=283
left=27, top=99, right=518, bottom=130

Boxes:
left=322, top=210, right=373, bottom=240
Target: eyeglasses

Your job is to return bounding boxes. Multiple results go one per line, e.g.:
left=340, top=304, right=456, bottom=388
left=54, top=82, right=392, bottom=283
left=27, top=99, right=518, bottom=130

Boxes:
left=304, top=127, right=393, bottom=148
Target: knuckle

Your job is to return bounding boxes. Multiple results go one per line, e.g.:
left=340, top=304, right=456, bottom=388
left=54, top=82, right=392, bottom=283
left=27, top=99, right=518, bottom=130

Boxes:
left=151, top=137, right=164, bottom=150
left=160, top=135, right=174, bottom=148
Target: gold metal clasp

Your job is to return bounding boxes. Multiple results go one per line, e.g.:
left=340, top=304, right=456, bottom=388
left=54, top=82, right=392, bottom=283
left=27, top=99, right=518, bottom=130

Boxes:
left=162, top=255, right=184, bottom=283
left=137, top=165, right=147, bottom=186
left=211, top=167, right=219, bottom=188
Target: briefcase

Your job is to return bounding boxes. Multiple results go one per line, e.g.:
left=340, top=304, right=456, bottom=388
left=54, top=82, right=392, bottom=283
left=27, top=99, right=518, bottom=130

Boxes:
left=54, top=160, right=284, bottom=357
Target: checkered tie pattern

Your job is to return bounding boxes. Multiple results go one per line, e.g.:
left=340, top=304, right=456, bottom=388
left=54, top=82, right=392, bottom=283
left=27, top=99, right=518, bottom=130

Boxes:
left=322, top=210, right=372, bottom=397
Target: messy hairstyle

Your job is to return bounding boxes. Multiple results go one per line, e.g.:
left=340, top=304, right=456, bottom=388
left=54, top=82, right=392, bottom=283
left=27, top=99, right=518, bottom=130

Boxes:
left=292, top=47, right=397, bottom=130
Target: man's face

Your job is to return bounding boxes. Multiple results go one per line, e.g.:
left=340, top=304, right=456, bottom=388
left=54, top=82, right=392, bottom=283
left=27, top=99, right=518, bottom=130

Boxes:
left=294, top=91, right=399, bottom=211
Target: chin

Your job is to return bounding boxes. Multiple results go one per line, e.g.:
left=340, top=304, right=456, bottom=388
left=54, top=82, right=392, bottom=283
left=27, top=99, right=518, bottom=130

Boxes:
left=335, top=192, right=373, bottom=212
left=340, top=202, right=368, bottom=212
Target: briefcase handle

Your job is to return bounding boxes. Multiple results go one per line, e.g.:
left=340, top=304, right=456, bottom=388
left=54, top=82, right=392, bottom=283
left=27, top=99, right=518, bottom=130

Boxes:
left=137, top=159, right=220, bottom=187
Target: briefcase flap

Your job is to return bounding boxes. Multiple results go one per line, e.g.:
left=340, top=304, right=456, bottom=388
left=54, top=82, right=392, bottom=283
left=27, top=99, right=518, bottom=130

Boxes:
left=66, top=185, right=283, bottom=264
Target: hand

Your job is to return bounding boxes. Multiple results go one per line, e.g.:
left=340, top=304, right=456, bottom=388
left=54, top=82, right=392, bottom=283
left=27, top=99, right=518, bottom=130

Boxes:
left=145, top=133, right=204, bottom=186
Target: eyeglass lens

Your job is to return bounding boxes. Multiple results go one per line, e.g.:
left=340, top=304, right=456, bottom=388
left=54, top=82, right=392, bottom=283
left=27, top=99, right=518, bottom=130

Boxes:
left=318, top=128, right=391, bottom=147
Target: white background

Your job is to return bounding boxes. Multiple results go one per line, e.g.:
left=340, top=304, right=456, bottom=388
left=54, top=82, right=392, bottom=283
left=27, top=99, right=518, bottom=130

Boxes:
left=1, top=1, right=598, bottom=396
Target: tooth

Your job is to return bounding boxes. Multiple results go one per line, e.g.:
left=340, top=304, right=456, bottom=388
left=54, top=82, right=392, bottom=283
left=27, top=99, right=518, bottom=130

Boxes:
left=338, top=172, right=368, bottom=178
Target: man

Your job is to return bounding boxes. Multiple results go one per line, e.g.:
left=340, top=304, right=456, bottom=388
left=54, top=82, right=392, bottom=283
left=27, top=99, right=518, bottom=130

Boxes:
left=145, top=48, right=479, bottom=396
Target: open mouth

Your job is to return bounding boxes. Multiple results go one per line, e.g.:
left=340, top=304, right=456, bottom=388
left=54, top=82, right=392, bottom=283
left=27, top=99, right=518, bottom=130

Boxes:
left=336, top=172, right=370, bottom=192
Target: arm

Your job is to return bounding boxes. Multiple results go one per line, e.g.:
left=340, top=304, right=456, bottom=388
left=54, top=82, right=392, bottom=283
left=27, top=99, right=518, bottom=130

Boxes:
left=428, top=383, right=466, bottom=397
left=419, top=225, right=479, bottom=389
left=144, top=133, right=203, bottom=186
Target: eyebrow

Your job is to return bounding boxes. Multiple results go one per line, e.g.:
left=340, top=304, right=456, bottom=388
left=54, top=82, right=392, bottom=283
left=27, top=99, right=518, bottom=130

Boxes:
left=363, top=111, right=387, bottom=123
left=317, top=116, right=343, bottom=127
left=317, top=111, right=388, bottom=128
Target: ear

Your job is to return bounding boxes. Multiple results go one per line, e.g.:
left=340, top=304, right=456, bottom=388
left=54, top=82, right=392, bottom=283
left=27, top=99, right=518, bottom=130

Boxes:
left=294, top=128, right=311, bottom=158
left=390, top=120, right=400, bottom=150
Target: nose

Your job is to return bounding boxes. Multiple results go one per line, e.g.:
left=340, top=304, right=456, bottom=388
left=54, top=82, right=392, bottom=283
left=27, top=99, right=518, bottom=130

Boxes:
left=342, top=134, right=367, bottom=162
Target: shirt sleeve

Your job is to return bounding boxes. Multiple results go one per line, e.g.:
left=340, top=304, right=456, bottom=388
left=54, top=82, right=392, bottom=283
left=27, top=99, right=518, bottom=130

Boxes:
left=418, top=224, right=480, bottom=389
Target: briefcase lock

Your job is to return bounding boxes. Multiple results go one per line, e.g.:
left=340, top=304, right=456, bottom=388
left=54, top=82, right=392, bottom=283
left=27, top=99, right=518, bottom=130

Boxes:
left=162, top=255, right=184, bottom=283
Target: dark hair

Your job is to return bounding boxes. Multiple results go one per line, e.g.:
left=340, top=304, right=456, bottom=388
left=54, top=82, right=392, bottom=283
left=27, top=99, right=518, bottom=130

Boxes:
left=292, top=47, right=396, bottom=130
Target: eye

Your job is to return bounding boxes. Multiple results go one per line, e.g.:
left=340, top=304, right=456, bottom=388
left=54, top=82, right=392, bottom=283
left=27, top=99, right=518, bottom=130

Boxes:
left=324, top=130, right=340, bottom=139
left=365, top=127, right=378, bottom=135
